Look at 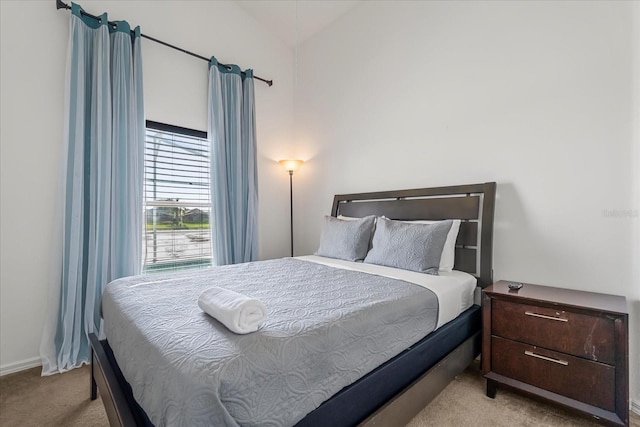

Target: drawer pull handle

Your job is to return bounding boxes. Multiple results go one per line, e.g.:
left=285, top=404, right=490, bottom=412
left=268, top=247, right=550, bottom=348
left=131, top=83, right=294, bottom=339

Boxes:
left=524, top=350, right=569, bottom=366
left=524, top=311, right=568, bottom=322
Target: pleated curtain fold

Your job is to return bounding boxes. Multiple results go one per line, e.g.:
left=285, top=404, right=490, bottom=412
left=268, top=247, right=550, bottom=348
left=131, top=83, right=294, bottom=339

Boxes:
left=40, top=3, right=144, bottom=375
left=208, top=58, right=259, bottom=265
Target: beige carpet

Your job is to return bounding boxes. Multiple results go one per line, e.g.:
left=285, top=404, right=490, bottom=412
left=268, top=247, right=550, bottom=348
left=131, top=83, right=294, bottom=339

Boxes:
left=1, top=362, right=638, bottom=426
left=0, top=365, right=107, bottom=427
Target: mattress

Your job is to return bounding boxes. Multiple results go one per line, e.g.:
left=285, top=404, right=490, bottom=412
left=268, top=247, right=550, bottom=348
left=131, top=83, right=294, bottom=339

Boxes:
left=101, top=257, right=476, bottom=426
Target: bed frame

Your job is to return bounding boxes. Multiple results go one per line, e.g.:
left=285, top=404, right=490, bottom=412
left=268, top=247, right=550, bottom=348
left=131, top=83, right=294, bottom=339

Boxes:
left=89, top=181, right=496, bottom=427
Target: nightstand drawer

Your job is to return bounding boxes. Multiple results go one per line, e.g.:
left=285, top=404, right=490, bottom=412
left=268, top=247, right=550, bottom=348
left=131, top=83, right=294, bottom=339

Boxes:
left=492, top=299, right=615, bottom=364
left=491, top=336, right=615, bottom=411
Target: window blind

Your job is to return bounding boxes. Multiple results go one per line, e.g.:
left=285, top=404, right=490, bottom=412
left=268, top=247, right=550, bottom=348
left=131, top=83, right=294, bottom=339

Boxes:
left=143, top=122, right=212, bottom=273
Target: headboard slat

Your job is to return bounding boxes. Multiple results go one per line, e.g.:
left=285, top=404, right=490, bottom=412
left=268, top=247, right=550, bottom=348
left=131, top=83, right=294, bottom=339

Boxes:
left=456, top=222, right=478, bottom=247
left=454, top=248, right=477, bottom=275
left=336, top=196, right=480, bottom=221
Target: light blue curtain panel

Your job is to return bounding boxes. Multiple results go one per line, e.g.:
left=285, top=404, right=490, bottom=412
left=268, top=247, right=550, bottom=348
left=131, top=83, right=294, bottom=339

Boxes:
left=40, top=3, right=144, bottom=375
left=208, top=58, right=259, bottom=265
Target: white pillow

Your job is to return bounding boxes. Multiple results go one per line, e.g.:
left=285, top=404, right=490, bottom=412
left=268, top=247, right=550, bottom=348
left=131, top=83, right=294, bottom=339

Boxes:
left=394, top=218, right=461, bottom=272
left=337, top=215, right=359, bottom=221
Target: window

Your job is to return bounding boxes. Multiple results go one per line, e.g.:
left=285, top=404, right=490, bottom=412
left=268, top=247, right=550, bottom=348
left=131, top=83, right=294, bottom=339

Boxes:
left=143, top=121, right=212, bottom=273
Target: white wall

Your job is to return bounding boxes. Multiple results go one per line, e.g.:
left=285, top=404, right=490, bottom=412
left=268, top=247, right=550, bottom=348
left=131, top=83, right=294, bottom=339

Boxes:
left=0, top=0, right=295, bottom=373
left=294, top=0, right=640, bottom=410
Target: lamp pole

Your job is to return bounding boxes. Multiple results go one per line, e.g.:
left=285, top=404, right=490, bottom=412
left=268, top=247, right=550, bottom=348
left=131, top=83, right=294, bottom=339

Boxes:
left=289, top=170, right=294, bottom=257
left=279, top=160, right=303, bottom=258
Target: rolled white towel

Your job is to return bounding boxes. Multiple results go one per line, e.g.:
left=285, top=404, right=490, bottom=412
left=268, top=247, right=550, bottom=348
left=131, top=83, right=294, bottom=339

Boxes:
left=198, top=287, right=267, bottom=334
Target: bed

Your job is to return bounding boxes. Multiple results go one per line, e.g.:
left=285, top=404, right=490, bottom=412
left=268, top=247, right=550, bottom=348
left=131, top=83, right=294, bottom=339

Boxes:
left=89, top=182, right=496, bottom=427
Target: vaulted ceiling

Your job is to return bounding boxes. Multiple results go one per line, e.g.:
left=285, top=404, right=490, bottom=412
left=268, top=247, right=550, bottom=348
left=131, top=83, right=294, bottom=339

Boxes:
left=235, top=1, right=362, bottom=48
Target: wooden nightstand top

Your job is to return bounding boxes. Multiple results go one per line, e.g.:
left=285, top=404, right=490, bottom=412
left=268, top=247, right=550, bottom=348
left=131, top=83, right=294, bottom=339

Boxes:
left=484, top=281, right=628, bottom=315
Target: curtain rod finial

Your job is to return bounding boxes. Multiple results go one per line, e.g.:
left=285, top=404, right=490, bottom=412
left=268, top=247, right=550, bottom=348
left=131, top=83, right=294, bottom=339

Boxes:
left=56, top=0, right=70, bottom=10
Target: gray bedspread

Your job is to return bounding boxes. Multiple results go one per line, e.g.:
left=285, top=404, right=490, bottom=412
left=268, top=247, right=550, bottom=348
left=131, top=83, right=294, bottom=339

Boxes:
left=102, top=258, right=438, bottom=426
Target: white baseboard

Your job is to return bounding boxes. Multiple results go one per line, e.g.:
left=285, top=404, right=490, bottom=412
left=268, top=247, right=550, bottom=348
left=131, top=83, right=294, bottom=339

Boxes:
left=0, top=357, right=41, bottom=376
left=632, top=398, right=640, bottom=415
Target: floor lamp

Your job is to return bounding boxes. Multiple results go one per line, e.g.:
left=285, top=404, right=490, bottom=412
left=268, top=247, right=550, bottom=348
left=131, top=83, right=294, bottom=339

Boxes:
left=279, top=160, right=303, bottom=257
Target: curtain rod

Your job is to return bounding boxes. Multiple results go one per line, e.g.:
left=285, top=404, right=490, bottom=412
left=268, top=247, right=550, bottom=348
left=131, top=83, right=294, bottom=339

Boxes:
left=55, top=0, right=273, bottom=87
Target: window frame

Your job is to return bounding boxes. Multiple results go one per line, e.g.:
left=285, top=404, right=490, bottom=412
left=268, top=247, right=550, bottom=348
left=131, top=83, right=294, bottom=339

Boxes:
left=143, top=120, right=212, bottom=273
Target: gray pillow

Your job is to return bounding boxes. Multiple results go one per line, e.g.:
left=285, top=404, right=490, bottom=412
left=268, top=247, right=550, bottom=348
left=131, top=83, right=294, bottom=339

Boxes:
left=315, top=215, right=376, bottom=261
left=364, top=217, right=453, bottom=274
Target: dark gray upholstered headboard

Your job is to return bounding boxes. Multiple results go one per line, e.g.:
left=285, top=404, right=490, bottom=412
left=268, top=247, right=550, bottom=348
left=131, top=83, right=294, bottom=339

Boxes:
left=331, top=182, right=496, bottom=288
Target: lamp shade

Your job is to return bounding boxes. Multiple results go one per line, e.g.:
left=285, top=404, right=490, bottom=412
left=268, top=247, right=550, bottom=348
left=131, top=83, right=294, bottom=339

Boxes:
left=279, top=159, right=303, bottom=172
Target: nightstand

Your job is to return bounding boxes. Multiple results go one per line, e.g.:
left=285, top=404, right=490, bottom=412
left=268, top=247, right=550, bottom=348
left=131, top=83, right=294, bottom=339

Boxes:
left=482, top=281, right=629, bottom=426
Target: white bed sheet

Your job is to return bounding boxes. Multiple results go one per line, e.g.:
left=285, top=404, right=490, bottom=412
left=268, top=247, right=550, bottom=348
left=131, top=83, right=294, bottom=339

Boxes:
left=297, top=255, right=477, bottom=329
